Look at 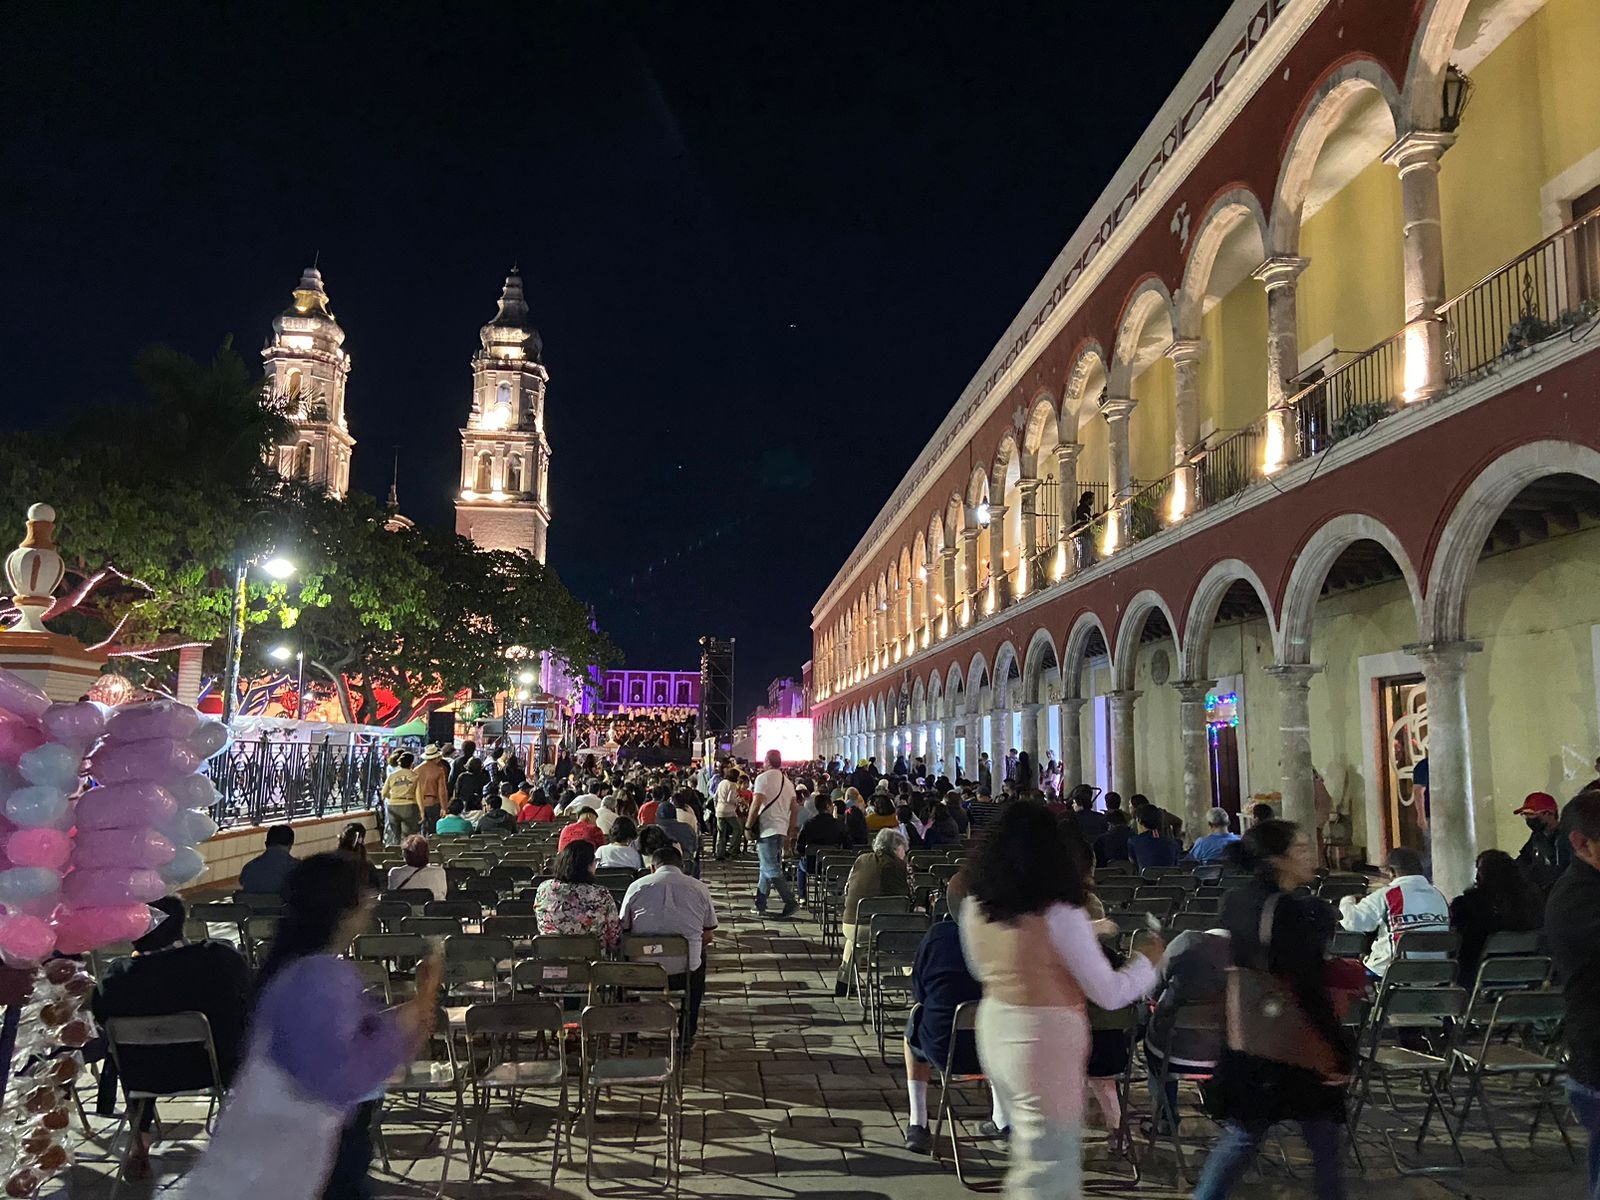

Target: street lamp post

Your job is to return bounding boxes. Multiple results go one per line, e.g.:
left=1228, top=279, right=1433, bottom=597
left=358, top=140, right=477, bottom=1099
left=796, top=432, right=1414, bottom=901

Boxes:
left=270, top=645, right=307, bottom=720
left=222, top=553, right=296, bottom=727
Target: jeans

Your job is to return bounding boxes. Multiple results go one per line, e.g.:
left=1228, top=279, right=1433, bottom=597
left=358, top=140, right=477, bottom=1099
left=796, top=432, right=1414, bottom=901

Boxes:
left=754, top=835, right=795, bottom=911
left=385, top=805, right=421, bottom=845
left=715, top=815, right=742, bottom=859
left=666, top=962, right=709, bottom=1044
left=1567, top=1078, right=1600, bottom=1199
left=1193, top=1119, right=1344, bottom=1200
left=796, top=857, right=812, bottom=901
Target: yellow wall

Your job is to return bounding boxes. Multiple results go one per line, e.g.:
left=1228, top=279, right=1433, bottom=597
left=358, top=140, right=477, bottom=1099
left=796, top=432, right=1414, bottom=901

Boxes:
left=1199, top=282, right=1269, bottom=434
left=1076, top=404, right=1112, bottom=493
left=1297, top=160, right=1405, bottom=356
left=1129, top=358, right=1176, bottom=484
left=1440, top=0, right=1600, bottom=293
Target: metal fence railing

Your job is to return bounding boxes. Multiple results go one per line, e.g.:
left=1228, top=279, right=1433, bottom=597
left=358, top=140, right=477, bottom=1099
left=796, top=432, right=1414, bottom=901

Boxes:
left=1198, top=419, right=1263, bottom=509
left=1441, top=210, right=1600, bottom=382
left=1290, top=333, right=1405, bottom=459
left=205, top=735, right=386, bottom=830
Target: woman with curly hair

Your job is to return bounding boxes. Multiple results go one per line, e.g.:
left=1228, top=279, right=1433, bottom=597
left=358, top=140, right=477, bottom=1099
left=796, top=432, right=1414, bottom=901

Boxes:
left=959, top=802, right=1161, bottom=1199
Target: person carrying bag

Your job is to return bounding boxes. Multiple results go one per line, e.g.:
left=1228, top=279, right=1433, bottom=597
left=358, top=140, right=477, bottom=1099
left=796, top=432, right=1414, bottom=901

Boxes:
left=747, top=749, right=799, bottom=917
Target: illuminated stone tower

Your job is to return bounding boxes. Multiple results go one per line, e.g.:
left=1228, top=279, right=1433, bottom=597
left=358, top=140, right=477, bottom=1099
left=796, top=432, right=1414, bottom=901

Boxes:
left=262, top=266, right=354, bottom=498
left=454, top=269, right=551, bottom=560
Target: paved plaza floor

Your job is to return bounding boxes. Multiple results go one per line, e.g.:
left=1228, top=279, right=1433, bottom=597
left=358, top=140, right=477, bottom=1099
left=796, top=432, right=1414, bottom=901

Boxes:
left=60, top=856, right=1592, bottom=1199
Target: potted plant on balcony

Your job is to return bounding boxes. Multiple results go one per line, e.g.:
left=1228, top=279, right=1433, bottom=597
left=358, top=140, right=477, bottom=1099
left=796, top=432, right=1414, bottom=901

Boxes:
left=1328, top=401, right=1392, bottom=445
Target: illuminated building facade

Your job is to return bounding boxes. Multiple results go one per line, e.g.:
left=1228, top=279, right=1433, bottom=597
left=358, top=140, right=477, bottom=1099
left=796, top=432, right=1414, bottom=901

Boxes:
left=454, top=269, right=552, bottom=560
left=589, top=669, right=701, bottom=714
left=809, top=0, right=1600, bottom=902
left=263, top=266, right=355, bottom=498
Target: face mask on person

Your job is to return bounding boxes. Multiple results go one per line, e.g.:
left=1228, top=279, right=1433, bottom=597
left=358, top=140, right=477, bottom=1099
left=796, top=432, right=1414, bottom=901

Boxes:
left=1526, top=816, right=1547, bottom=833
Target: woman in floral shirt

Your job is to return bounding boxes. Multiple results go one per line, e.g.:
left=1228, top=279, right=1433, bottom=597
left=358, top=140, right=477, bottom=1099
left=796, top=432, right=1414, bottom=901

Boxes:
left=534, top=841, right=622, bottom=949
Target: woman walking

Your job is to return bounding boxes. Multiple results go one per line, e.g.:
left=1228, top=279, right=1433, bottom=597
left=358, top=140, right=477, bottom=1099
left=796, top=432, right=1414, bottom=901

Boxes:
left=1192, top=819, right=1349, bottom=1200
left=184, top=853, right=441, bottom=1200
left=959, top=802, right=1160, bottom=1199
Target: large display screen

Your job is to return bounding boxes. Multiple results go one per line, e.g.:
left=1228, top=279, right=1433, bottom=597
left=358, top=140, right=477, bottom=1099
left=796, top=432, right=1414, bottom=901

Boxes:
left=753, top=716, right=814, bottom=764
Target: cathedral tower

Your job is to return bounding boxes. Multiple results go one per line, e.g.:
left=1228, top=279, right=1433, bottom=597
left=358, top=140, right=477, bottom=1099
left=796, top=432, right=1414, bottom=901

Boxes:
left=262, top=266, right=355, bottom=498
left=454, top=269, right=551, bottom=561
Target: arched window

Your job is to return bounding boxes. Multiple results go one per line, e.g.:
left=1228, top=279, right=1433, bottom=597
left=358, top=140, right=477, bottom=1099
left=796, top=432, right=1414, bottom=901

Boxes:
left=285, top=369, right=302, bottom=402
left=506, top=454, right=524, bottom=494
left=474, top=453, right=492, bottom=493
left=497, top=381, right=512, bottom=407
left=295, top=443, right=313, bottom=481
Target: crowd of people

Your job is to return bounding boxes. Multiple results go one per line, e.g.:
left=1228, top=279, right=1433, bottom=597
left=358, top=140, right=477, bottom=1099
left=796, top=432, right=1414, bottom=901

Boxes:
left=89, top=727, right=1600, bottom=1200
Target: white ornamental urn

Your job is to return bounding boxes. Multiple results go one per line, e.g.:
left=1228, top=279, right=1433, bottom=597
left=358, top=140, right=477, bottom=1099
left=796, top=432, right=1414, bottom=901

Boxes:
left=5, top=504, right=66, bottom=633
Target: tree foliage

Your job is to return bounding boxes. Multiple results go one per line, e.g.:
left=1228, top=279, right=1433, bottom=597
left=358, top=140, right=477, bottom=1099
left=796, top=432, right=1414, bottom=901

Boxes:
left=0, top=341, right=619, bottom=715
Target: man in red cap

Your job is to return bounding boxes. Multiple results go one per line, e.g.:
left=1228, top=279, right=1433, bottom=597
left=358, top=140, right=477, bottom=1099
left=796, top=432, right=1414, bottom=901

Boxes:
left=1514, top=790, right=1571, bottom=893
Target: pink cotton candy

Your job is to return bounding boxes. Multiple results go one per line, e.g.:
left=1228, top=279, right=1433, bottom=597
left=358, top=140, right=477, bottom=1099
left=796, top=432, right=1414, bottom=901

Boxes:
left=0, top=913, right=56, bottom=966
left=5, top=828, right=71, bottom=871
left=41, top=702, right=105, bottom=748
left=0, top=715, right=45, bottom=770
left=74, top=781, right=178, bottom=831
left=0, top=671, right=50, bottom=724
left=53, top=904, right=153, bottom=955
left=104, top=701, right=200, bottom=745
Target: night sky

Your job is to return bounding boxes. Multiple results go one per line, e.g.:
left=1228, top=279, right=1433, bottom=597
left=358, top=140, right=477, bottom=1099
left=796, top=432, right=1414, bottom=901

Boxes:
left=3, top=1, right=1232, bottom=718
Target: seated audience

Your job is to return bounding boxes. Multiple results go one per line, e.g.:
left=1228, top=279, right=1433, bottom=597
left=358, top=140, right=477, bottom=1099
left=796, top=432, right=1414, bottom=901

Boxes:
left=386, top=835, right=448, bottom=901
left=866, top=795, right=899, bottom=833
left=596, top=817, right=644, bottom=871
left=1071, top=785, right=1108, bottom=843
left=534, top=841, right=621, bottom=949
left=656, top=800, right=700, bottom=868
left=1095, top=809, right=1133, bottom=867
left=337, top=822, right=383, bottom=891
left=558, top=807, right=607, bottom=851
left=238, top=824, right=296, bottom=897
left=92, top=897, right=251, bottom=1180
left=1187, top=808, right=1240, bottom=863
left=620, top=844, right=719, bottom=1046
left=473, top=791, right=518, bottom=835
left=795, top=795, right=846, bottom=901
left=518, top=788, right=557, bottom=823
left=434, top=800, right=475, bottom=835
left=1339, top=847, right=1450, bottom=977
left=1450, top=847, right=1542, bottom=984
left=835, top=827, right=911, bottom=996
left=1130, top=806, right=1181, bottom=870
left=901, top=873, right=989, bottom=1153
left=922, top=800, right=960, bottom=848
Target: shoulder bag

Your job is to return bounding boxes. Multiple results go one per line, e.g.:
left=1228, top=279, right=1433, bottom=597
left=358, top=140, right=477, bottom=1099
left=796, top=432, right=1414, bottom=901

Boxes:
left=1224, top=892, right=1341, bottom=1076
left=746, top=772, right=790, bottom=838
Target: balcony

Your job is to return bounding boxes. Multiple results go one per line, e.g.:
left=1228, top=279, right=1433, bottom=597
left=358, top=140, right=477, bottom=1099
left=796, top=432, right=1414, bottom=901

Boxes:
left=831, top=215, right=1600, bottom=694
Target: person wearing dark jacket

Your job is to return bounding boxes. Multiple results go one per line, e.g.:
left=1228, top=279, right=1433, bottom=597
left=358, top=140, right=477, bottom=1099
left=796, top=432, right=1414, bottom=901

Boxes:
left=1143, top=928, right=1229, bottom=1133
left=1546, top=790, right=1600, bottom=1197
left=901, top=875, right=985, bottom=1152
left=795, top=795, right=846, bottom=902
left=1095, top=809, right=1134, bottom=867
left=1013, top=750, right=1036, bottom=794
left=841, top=802, right=869, bottom=849
left=1192, top=819, right=1347, bottom=1200
left=1130, top=807, right=1181, bottom=870
left=451, top=752, right=488, bottom=813
left=1515, top=791, right=1572, bottom=894
left=1449, top=848, right=1542, bottom=985
left=92, top=897, right=251, bottom=1179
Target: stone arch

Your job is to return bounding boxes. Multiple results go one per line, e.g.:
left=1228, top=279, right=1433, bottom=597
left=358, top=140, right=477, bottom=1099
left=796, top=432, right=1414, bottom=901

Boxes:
left=911, top=676, right=927, bottom=724
left=1022, top=626, right=1060, bottom=705
left=992, top=640, right=1022, bottom=710
left=1426, top=442, right=1600, bottom=644
left=966, top=465, right=990, bottom=508
left=1278, top=512, right=1423, bottom=664
left=927, top=669, right=944, bottom=718
left=1063, top=340, right=1111, bottom=433
left=1112, top=589, right=1181, bottom=691
left=1268, top=59, right=1404, bottom=257
left=944, top=663, right=965, bottom=718
left=1180, top=558, right=1279, bottom=680
left=1061, top=609, right=1114, bottom=699
left=1022, top=392, right=1061, bottom=472
left=1175, top=187, right=1271, bottom=341
left=965, top=650, right=991, bottom=715
left=1403, top=0, right=1473, bottom=133
left=1109, top=277, right=1178, bottom=395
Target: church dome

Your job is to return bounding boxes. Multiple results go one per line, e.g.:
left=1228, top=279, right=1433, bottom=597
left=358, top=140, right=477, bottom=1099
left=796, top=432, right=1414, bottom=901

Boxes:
left=480, top=268, right=543, bottom=362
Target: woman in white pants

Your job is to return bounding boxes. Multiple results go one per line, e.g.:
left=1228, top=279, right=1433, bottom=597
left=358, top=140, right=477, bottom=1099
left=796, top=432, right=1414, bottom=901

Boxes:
left=958, top=803, right=1162, bottom=1199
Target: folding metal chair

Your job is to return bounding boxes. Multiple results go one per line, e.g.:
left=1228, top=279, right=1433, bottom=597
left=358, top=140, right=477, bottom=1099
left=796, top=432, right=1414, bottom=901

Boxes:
left=588, top=959, right=670, bottom=1005
left=443, top=933, right=515, bottom=1005
left=1348, top=983, right=1468, bottom=1173
left=241, top=915, right=277, bottom=970
left=1395, top=929, right=1461, bottom=962
left=848, top=896, right=912, bottom=1003
left=426, top=898, right=483, bottom=924
left=927, top=1001, right=995, bottom=1189
left=578, top=1002, right=680, bottom=1188
left=401, top=915, right=465, bottom=940
left=190, top=900, right=250, bottom=947
left=1143, top=1000, right=1223, bottom=1184
left=1328, top=929, right=1370, bottom=959
left=1481, top=930, right=1543, bottom=959
left=103, top=1013, right=224, bottom=1200
left=513, top=957, right=594, bottom=1010
left=463, top=1000, right=568, bottom=1183
left=379, top=1005, right=465, bottom=1196
left=494, top=898, right=537, bottom=917
left=1124, top=897, right=1174, bottom=927
left=534, top=933, right=604, bottom=964
left=349, top=957, right=391, bottom=1002
left=383, top=888, right=436, bottom=914
left=232, top=891, right=284, bottom=914
left=1446, top=989, right=1573, bottom=1167
left=622, top=933, right=692, bottom=1024
left=1096, top=883, right=1136, bottom=910
left=868, top=925, right=927, bottom=1058
left=1088, top=1001, right=1142, bottom=1183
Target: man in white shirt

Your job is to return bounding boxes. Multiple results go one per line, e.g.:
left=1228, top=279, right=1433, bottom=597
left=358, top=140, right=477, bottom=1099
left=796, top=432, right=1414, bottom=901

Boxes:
left=1338, top=847, right=1450, bottom=977
left=749, top=749, right=799, bottom=918
left=620, top=845, right=719, bottom=1045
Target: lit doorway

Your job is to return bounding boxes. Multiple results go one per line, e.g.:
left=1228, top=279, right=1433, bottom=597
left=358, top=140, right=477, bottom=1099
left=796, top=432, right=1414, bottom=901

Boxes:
left=1378, top=674, right=1429, bottom=855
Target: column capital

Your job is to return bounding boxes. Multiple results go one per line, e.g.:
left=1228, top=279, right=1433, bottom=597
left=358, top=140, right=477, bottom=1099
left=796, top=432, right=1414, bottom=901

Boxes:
left=1265, top=662, right=1323, bottom=688
left=1016, top=477, right=1041, bottom=498
left=1055, top=441, right=1082, bottom=467
left=1403, top=640, right=1483, bottom=676
left=1165, top=338, right=1204, bottom=367
left=1382, top=129, right=1457, bottom=172
left=985, top=503, right=1008, bottom=520
left=960, top=527, right=981, bottom=545
left=940, top=545, right=958, bottom=561
left=1100, top=395, right=1137, bottom=423
left=1251, top=255, right=1310, bottom=289
left=1018, top=701, right=1043, bottom=716
left=1173, top=678, right=1218, bottom=702
left=1061, top=695, right=1089, bottom=713
left=1105, top=688, right=1143, bottom=707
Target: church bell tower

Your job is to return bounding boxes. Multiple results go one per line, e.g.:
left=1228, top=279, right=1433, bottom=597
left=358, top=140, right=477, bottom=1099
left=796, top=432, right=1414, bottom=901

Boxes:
left=454, top=269, right=551, bottom=561
left=262, top=266, right=355, bottom=498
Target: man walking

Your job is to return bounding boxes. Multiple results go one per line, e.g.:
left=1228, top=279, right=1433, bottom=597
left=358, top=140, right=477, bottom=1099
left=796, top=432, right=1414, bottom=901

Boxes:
left=1547, top=790, right=1600, bottom=1198
left=748, top=749, right=799, bottom=918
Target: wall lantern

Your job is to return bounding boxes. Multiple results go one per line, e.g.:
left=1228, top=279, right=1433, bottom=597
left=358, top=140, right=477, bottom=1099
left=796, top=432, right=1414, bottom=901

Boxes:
left=1440, top=64, right=1473, bottom=133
